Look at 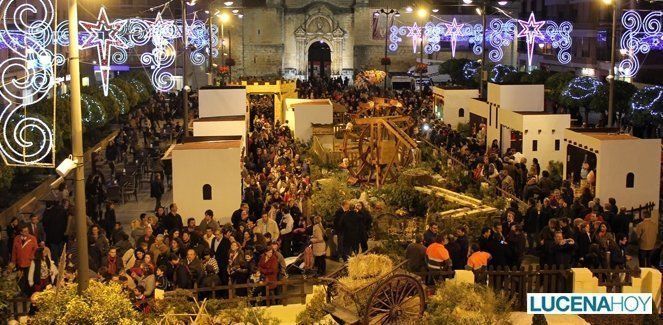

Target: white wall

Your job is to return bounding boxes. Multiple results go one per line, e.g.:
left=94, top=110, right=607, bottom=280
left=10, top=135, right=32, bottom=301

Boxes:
left=193, top=120, right=246, bottom=137
left=596, top=139, right=660, bottom=213
left=432, top=87, right=479, bottom=128
left=521, top=114, right=571, bottom=171
left=199, top=88, right=247, bottom=118
left=284, top=98, right=333, bottom=142
left=172, top=146, right=242, bottom=225
left=487, top=83, right=544, bottom=112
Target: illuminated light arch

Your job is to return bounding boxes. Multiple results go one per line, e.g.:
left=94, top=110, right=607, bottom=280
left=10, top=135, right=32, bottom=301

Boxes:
left=0, top=0, right=60, bottom=166
left=79, top=7, right=128, bottom=96
left=389, top=14, right=572, bottom=67
left=619, top=10, right=662, bottom=78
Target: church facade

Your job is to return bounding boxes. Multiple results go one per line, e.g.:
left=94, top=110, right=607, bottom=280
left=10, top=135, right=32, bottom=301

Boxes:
left=226, top=0, right=492, bottom=79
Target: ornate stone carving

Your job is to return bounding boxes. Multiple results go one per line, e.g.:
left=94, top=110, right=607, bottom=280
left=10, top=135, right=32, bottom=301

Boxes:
left=294, top=4, right=347, bottom=77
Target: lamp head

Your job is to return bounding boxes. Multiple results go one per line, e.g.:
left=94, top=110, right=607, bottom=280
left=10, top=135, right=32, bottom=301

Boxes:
left=219, top=12, right=230, bottom=23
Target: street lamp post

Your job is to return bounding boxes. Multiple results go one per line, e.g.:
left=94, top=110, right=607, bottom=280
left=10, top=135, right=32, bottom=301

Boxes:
left=207, top=9, right=214, bottom=85
left=379, top=9, right=397, bottom=92
left=66, top=0, right=90, bottom=294
left=605, top=0, right=618, bottom=127
left=479, top=2, right=487, bottom=98
left=182, top=0, right=190, bottom=137
left=417, top=8, right=428, bottom=91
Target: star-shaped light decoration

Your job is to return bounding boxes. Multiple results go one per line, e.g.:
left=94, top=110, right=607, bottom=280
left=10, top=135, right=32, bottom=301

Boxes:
left=79, top=7, right=128, bottom=96
left=517, top=12, right=546, bottom=67
left=444, top=18, right=465, bottom=58
left=406, top=22, right=422, bottom=53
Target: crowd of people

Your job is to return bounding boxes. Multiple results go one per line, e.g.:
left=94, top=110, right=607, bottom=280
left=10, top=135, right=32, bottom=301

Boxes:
left=0, top=91, right=333, bottom=314
left=0, top=76, right=658, bottom=317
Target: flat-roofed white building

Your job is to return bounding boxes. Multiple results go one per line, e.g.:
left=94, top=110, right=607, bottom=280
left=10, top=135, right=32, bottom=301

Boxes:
left=171, top=136, right=243, bottom=224
left=562, top=129, right=661, bottom=217
left=464, top=83, right=570, bottom=170
left=431, top=86, right=479, bottom=128
left=284, top=98, right=333, bottom=142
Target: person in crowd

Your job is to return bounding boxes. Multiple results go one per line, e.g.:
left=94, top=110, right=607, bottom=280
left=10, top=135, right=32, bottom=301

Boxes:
left=333, top=201, right=350, bottom=261
left=28, top=247, right=57, bottom=293
left=231, top=203, right=250, bottom=229
left=256, top=213, right=280, bottom=243
left=28, top=214, right=46, bottom=246
left=425, top=234, right=451, bottom=271
left=635, top=213, right=657, bottom=267
left=467, top=243, right=491, bottom=270
left=102, top=247, right=124, bottom=276
left=198, top=209, right=219, bottom=234
left=338, top=202, right=362, bottom=260
left=164, top=203, right=183, bottom=233
left=279, top=207, right=294, bottom=257
left=258, top=248, right=279, bottom=303
left=42, top=199, right=69, bottom=263
left=356, top=202, right=372, bottom=253
left=310, top=216, right=327, bottom=276
left=12, top=225, right=38, bottom=293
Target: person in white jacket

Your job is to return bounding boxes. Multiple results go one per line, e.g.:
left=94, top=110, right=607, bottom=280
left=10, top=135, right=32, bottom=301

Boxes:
left=279, top=208, right=294, bottom=256
left=256, top=213, right=280, bottom=242
left=28, top=247, right=58, bottom=292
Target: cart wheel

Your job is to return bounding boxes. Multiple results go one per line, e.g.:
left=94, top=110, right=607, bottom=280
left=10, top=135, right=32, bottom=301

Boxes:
left=364, top=274, right=425, bottom=325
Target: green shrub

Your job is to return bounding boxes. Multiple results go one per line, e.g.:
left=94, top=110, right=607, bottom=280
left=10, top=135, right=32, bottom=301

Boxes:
left=32, top=281, right=138, bottom=325
left=378, top=174, right=429, bottom=216
left=310, top=171, right=359, bottom=224
left=429, top=212, right=496, bottom=241
left=296, top=288, right=334, bottom=325
left=425, top=281, right=513, bottom=325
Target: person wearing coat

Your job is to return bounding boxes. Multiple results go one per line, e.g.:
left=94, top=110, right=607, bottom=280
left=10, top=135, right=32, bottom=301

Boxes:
left=338, top=207, right=362, bottom=260
left=356, top=202, right=372, bottom=253
left=258, top=249, right=279, bottom=294
left=310, top=216, right=327, bottom=276
left=150, top=173, right=165, bottom=211
left=12, top=225, right=38, bottom=292
left=635, top=213, right=657, bottom=267
left=28, top=248, right=58, bottom=292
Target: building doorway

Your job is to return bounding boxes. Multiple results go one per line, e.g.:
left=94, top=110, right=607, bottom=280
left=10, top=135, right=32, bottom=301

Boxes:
left=308, top=41, right=331, bottom=78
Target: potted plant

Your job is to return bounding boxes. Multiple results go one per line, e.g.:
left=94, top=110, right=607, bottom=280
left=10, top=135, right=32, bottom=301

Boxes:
left=415, top=63, right=428, bottom=74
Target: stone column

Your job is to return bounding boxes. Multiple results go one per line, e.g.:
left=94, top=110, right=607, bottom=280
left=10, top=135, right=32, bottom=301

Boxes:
left=295, top=36, right=306, bottom=76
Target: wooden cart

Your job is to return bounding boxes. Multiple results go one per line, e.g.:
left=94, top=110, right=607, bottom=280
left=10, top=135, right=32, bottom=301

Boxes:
left=321, top=261, right=426, bottom=324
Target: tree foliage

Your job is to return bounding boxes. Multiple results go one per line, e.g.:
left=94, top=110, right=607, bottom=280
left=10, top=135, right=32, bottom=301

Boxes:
left=111, top=78, right=139, bottom=108
left=489, top=64, right=518, bottom=84
left=81, top=93, right=107, bottom=128
left=83, top=86, right=120, bottom=120
left=438, top=58, right=476, bottom=87
left=589, top=80, right=637, bottom=117
left=628, top=85, right=663, bottom=137
left=544, top=71, right=575, bottom=104
left=558, top=76, right=604, bottom=112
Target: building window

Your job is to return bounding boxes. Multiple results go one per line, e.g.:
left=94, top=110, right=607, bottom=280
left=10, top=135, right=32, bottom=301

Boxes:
left=202, top=184, right=212, bottom=200
left=555, top=139, right=560, bottom=151
left=532, top=140, right=538, bottom=151
left=626, top=173, right=635, bottom=188
left=458, top=108, right=465, bottom=118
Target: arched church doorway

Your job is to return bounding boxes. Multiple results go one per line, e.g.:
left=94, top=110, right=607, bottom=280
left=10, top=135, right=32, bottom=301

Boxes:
left=308, top=41, right=331, bottom=78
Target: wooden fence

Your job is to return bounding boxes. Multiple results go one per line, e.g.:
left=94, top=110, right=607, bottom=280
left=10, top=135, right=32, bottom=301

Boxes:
left=164, top=277, right=309, bottom=307
left=2, top=265, right=648, bottom=319
left=414, top=265, right=640, bottom=311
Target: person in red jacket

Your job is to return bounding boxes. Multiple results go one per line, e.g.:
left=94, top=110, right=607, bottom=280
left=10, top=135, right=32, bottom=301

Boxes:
left=258, top=249, right=279, bottom=304
left=12, top=225, right=38, bottom=293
